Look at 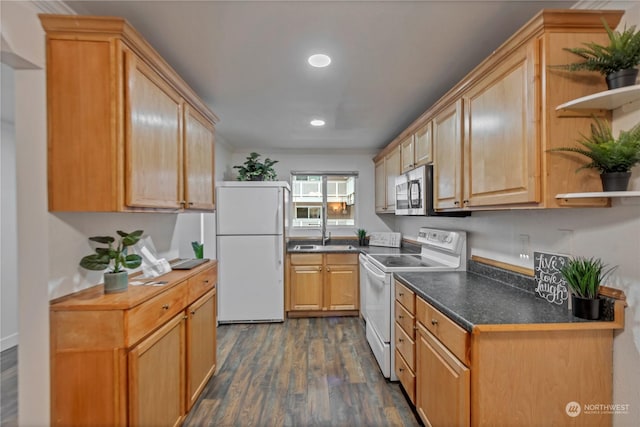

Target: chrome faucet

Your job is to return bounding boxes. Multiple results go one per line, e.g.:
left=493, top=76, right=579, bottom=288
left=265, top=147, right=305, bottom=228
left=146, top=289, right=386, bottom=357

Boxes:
left=321, top=222, right=331, bottom=246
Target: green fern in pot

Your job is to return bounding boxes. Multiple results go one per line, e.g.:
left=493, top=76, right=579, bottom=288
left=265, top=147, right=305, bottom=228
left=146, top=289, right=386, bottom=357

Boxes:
left=559, top=256, right=616, bottom=320
left=549, top=117, right=640, bottom=191
left=554, top=18, right=640, bottom=89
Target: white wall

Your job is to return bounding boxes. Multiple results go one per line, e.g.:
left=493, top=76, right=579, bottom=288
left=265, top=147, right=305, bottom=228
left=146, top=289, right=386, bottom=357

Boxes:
left=1, top=63, right=18, bottom=351
left=229, top=149, right=395, bottom=237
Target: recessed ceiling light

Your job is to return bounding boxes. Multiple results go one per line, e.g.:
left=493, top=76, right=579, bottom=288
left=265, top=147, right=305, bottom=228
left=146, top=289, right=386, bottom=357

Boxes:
left=308, top=54, right=331, bottom=68
left=310, top=119, right=326, bottom=127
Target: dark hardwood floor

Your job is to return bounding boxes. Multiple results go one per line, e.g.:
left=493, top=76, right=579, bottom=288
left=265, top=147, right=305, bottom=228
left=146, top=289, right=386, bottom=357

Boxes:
left=0, top=318, right=419, bottom=427
left=184, top=317, right=420, bottom=427
left=0, top=346, right=18, bottom=427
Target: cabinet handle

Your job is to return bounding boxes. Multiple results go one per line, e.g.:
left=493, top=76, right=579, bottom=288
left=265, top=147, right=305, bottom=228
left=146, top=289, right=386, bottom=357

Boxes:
left=398, top=292, right=404, bottom=296
left=188, top=202, right=194, bottom=206
left=204, top=280, right=209, bottom=283
left=413, top=325, right=418, bottom=331
left=317, top=267, right=322, bottom=271
left=183, top=315, right=189, bottom=320
left=179, top=201, right=186, bottom=207
left=453, top=201, right=460, bottom=206
left=398, top=338, right=404, bottom=343
left=190, top=310, right=196, bottom=315
left=463, top=199, right=469, bottom=204
left=431, top=319, right=438, bottom=325
left=399, top=367, right=405, bottom=372
left=326, top=267, right=330, bottom=272
left=162, top=304, right=170, bottom=310
left=398, top=315, right=404, bottom=319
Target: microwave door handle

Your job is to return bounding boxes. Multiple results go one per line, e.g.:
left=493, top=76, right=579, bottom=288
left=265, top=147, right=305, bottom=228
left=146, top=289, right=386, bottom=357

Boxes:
left=414, top=180, right=422, bottom=207
left=407, top=181, right=415, bottom=208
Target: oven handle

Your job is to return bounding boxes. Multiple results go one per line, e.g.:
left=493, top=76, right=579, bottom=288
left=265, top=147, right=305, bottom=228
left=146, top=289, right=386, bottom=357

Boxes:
left=362, top=260, right=387, bottom=281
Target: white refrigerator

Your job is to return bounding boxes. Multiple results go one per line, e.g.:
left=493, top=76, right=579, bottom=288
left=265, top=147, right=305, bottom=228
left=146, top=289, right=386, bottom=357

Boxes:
left=216, top=181, right=290, bottom=323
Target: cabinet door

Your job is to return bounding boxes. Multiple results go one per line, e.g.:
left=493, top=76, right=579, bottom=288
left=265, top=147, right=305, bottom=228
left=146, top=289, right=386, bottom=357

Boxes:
left=374, top=159, right=387, bottom=213
left=324, top=264, right=358, bottom=311
left=433, top=100, right=463, bottom=210
left=463, top=43, right=539, bottom=207
left=385, top=147, right=401, bottom=212
left=416, top=325, right=470, bottom=427
left=125, top=51, right=183, bottom=209
left=129, top=313, right=185, bottom=427
left=184, top=105, right=215, bottom=210
left=414, top=121, right=432, bottom=167
left=186, top=290, right=216, bottom=410
left=400, top=135, right=415, bottom=173
left=290, top=266, right=324, bottom=311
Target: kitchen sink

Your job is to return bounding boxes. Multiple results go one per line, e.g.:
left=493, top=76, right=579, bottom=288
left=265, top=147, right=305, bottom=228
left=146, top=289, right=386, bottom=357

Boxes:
left=292, top=244, right=357, bottom=252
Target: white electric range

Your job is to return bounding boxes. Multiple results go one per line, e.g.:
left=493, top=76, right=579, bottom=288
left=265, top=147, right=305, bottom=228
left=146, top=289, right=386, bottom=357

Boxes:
left=360, top=228, right=467, bottom=380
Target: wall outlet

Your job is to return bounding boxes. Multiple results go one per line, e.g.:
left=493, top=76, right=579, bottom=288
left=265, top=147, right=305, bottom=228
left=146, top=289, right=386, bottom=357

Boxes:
left=519, top=234, right=530, bottom=260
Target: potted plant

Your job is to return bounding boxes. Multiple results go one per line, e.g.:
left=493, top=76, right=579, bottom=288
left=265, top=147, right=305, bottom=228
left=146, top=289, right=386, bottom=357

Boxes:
left=559, top=256, right=616, bottom=320
left=191, top=241, right=204, bottom=259
left=554, top=18, right=640, bottom=89
left=79, top=230, right=144, bottom=294
left=233, top=152, right=278, bottom=181
left=549, top=117, right=640, bottom=191
left=356, top=228, right=368, bottom=246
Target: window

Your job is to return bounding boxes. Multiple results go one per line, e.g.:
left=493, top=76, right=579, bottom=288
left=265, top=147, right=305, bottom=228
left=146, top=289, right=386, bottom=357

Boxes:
left=291, top=173, right=357, bottom=228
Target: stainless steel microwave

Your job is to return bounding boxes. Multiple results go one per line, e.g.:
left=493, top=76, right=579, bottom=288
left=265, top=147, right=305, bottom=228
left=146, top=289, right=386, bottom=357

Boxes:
left=394, top=165, right=470, bottom=217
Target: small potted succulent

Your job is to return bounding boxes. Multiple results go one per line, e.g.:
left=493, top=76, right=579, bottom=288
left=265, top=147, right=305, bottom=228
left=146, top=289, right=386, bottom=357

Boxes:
left=549, top=117, right=640, bottom=191
left=553, top=18, right=640, bottom=89
left=79, top=230, right=144, bottom=294
left=559, top=256, right=616, bottom=320
left=233, top=152, right=278, bottom=181
left=356, top=228, right=368, bottom=246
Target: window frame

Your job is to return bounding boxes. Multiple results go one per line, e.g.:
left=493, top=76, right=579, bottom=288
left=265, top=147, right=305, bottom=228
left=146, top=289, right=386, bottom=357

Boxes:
left=290, top=172, right=358, bottom=231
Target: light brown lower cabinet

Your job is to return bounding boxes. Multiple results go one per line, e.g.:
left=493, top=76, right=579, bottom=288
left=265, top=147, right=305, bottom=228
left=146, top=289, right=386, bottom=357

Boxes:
left=407, top=293, right=622, bottom=427
left=416, top=323, right=470, bottom=427
left=288, top=253, right=359, bottom=316
left=50, top=262, right=217, bottom=426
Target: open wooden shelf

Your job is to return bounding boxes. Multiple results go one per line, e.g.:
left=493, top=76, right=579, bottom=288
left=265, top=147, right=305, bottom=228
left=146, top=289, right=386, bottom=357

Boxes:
left=556, top=84, right=640, bottom=111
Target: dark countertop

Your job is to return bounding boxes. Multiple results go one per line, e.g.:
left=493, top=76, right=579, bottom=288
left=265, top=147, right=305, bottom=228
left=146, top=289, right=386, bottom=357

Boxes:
left=394, top=271, right=598, bottom=333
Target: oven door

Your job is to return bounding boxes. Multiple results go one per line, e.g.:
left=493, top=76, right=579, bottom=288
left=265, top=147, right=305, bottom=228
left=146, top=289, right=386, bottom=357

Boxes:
left=362, top=258, right=391, bottom=343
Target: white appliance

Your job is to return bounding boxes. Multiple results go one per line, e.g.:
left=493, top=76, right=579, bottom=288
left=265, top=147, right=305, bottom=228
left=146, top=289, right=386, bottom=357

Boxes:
left=368, top=232, right=402, bottom=248
left=216, top=181, right=290, bottom=323
left=360, top=228, right=467, bottom=380
left=395, top=165, right=429, bottom=216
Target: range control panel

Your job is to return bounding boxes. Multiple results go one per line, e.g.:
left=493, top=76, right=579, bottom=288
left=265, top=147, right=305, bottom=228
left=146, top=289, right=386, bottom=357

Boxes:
left=417, top=228, right=462, bottom=252
left=368, top=232, right=402, bottom=248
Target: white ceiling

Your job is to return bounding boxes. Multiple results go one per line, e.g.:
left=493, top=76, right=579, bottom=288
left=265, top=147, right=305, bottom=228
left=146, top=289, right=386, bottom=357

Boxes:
left=67, top=0, right=577, bottom=151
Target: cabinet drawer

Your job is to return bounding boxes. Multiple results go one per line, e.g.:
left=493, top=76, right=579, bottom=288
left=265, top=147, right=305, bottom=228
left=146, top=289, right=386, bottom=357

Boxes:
left=290, top=254, right=323, bottom=265
left=326, top=253, right=358, bottom=265
left=416, top=297, right=469, bottom=365
left=395, top=349, right=415, bottom=404
left=395, top=300, right=415, bottom=340
left=127, top=282, right=188, bottom=346
left=395, top=322, right=415, bottom=370
left=188, top=265, right=216, bottom=304
left=395, top=281, right=415, bottom=313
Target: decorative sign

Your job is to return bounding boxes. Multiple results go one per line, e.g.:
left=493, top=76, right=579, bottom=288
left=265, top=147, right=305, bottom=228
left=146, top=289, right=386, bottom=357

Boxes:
left=534, top=251, right=570, bottom=309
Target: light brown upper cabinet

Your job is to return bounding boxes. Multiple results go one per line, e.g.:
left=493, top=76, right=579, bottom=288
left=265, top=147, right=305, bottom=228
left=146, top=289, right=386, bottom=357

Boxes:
left=400, top=135, right=415, bottom=173
left=461, top=42, right=538, bottom=208
left=401, top=122, right=433, bottom=173
left=374, top=145, right=401, bottom=213
left=40, top=15, right=218, bottom=212
left=376, top=10, right=624, bottom=211
left=433, top=100, right=463, bottom=210
left=184, top=105, right=216, bottom=210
